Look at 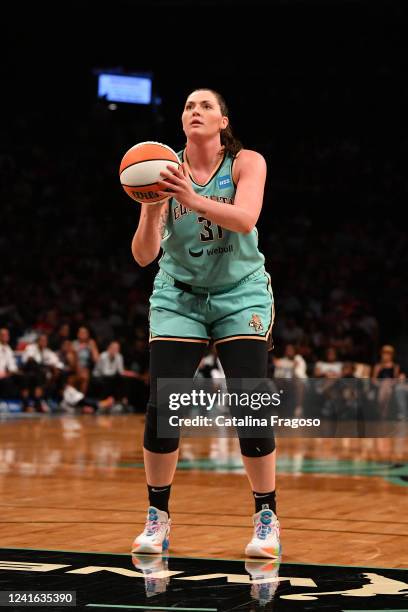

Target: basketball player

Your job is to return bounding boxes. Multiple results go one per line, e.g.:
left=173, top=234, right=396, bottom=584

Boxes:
left=131, top=89, right=280, bottom=559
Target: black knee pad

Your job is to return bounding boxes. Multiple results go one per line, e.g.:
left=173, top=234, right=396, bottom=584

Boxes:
left=143, top=401, right=180, bottom=454
left=238, top=435, right=276, bottom=457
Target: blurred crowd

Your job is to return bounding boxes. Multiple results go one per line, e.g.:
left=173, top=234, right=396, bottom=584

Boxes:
left=271, top=343, right=407, bottom=422
left=1, top=323, right=407, bottom=419
left=0, top=103, right=407, bottom=416
left=0, top=325, right=149, bottom=413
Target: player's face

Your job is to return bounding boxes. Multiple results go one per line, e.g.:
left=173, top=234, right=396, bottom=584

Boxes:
left=182, top=91, right=228, bottom=140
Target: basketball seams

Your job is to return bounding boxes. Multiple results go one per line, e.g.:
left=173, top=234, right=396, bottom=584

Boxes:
left=120, top=158, right=179, bottom=175
left=122, top=181, right=164, bottom=188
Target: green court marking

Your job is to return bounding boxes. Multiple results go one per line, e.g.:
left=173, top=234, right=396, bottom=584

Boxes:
left=119, top=459, right=244, bottom=473
left=119, top=457, right=408, bottom=487
left=87, top=606, right=217, bottom=611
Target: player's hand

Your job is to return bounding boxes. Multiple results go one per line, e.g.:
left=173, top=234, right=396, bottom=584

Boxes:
left=157, top=164, right=196, bottom=207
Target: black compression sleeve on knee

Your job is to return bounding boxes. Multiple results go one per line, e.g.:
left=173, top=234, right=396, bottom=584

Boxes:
left=216, top=340, right=275, bottom=457
left=143, top=400, right=180, bottom=453
left=238, top=436, right=276, bottom=457
left=143, top=340, right=206, bottom=454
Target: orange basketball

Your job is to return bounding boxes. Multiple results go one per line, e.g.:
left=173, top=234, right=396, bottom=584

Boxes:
left=119, top=141, right=180, bottom=204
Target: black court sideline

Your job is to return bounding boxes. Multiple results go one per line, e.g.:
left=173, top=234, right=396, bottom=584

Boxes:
left=0, top=548, right=407, bottom=611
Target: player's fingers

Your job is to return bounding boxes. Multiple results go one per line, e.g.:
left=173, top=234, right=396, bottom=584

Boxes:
left=160, top=170, right=183, bottom=183
left=159, top=170, right=175, bottom=180
left=159, top=174, right=184, bottom=188
left=167, top=165, right=186, bottom=179
left=157, top=178, right=178, bottom=188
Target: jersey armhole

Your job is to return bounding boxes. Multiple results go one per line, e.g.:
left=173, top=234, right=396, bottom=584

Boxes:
left=231, top=149, right=242, bottom=187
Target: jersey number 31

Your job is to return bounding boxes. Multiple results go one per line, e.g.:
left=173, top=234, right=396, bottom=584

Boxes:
left=198, top=217, right=224, bottom=242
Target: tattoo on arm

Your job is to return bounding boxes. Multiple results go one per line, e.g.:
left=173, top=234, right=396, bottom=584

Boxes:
left=158, top=205, right=169, bottom=239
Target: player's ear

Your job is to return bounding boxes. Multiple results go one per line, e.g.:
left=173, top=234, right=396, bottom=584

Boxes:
left=221, top=116, right=229, bottom=130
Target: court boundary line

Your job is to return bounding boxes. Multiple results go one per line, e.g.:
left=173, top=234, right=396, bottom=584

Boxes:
left=0, top=547, right=407, bottom=570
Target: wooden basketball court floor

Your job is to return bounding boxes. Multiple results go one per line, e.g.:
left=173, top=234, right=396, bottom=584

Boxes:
left=0, top=413, right=407, bottom=569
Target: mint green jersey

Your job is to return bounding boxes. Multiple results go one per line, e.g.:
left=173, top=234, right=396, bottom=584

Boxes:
left=159, top=150, right=265, bottom=288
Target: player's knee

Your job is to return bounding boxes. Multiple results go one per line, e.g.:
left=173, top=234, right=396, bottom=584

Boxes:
left=238, top=436, right=275, bottom=457
left=143, top=401, right=180, bottom=454
left=143, top=435, right=180, bottom=454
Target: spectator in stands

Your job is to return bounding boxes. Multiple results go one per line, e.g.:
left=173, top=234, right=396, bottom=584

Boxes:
left=314, top=347, right=343, bottom=379
left=314, top=347, right=344, bottom=417
left=273, top=344, right=307, bottom=416
left=0, top=328, right=19, bottom=399
left=33, top=308, right=59, bottom=337
left=372, top=345, right=400, bottom=420
left=60, top=382, right=114, bottom=414
left=341, top=361, right=356, bottom=378
left=121, top=333, right=150, bottom=411
left=49, top=322, right=71, bottom=352
left=21, top=333, right=63, bottom=411
left=321, top=362, right=366, bottom=434
left=58, top=339, right=80, bottom=388
left=72, top=326, right=99, bottom=395
left=197, top=347, right=225, bottom=380
left=335, top=362, right=362, bottom=419
left=92, top=341, right=126, bottom=402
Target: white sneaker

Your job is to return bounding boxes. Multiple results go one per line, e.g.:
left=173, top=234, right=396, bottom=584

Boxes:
left=245, top=507, right=281, bottom=558
left=245, top=558, right=280, bottom=605
left=131, top=506, right=171, bottom=554
left=132, top=554, right=170, bottom=597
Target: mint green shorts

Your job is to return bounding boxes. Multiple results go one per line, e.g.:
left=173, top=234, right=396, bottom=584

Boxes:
left=149, top=267, right=275, bottom=348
